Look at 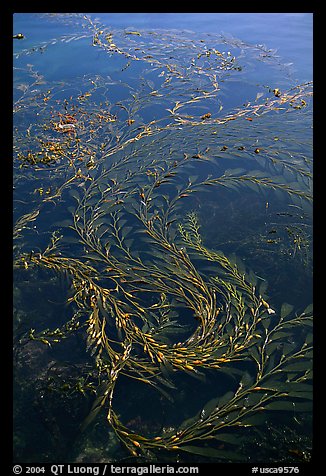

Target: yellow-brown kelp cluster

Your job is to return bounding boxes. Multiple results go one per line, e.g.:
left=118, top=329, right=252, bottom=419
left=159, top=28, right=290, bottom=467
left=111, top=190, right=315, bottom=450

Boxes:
left=13, top=15, right=312, bottom=461
left=22, top=208, right=312, bottom=459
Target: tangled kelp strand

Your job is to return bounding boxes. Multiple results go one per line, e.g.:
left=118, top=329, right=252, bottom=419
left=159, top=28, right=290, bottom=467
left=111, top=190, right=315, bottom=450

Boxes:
left=13, top=14, right=312, bottom=462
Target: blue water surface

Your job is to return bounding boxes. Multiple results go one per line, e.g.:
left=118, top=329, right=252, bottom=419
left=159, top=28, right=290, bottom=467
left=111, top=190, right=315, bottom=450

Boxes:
left=13, top=12, right=313, bottom=465
left=13, top=12, right=313, bottom=82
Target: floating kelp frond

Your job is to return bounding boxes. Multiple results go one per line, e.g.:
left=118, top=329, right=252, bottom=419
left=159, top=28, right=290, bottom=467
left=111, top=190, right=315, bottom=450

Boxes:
left=24, top=215, right=312, bottom=460
left=13, top=15, right=312, bottom=462
left=20, top=183, right=312, bottom=458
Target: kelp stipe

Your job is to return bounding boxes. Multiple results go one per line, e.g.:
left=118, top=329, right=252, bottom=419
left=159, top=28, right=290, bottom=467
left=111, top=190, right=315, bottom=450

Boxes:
left=13, top=14, right=312, bottom=462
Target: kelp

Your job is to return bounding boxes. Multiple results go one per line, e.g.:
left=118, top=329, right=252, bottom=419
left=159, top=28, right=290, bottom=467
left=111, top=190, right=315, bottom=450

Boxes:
left=13, top=14, right=312, bottom=462
left=18, top=210, right=312, bottom=460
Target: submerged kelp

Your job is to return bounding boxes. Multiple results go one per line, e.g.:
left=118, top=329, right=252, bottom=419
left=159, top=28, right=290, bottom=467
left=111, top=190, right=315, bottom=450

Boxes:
left=13, top=14, right=312, bottom=463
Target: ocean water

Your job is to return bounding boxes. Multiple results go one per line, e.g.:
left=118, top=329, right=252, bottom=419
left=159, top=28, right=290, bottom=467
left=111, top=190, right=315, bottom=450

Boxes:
left=13, top=13, right=312, bottom=79
left=13, top=13, right=313, bottom=465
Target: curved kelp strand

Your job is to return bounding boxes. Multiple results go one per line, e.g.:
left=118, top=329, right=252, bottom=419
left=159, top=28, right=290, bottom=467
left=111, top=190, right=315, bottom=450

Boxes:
left=13, top=14, right=312, bottom=463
